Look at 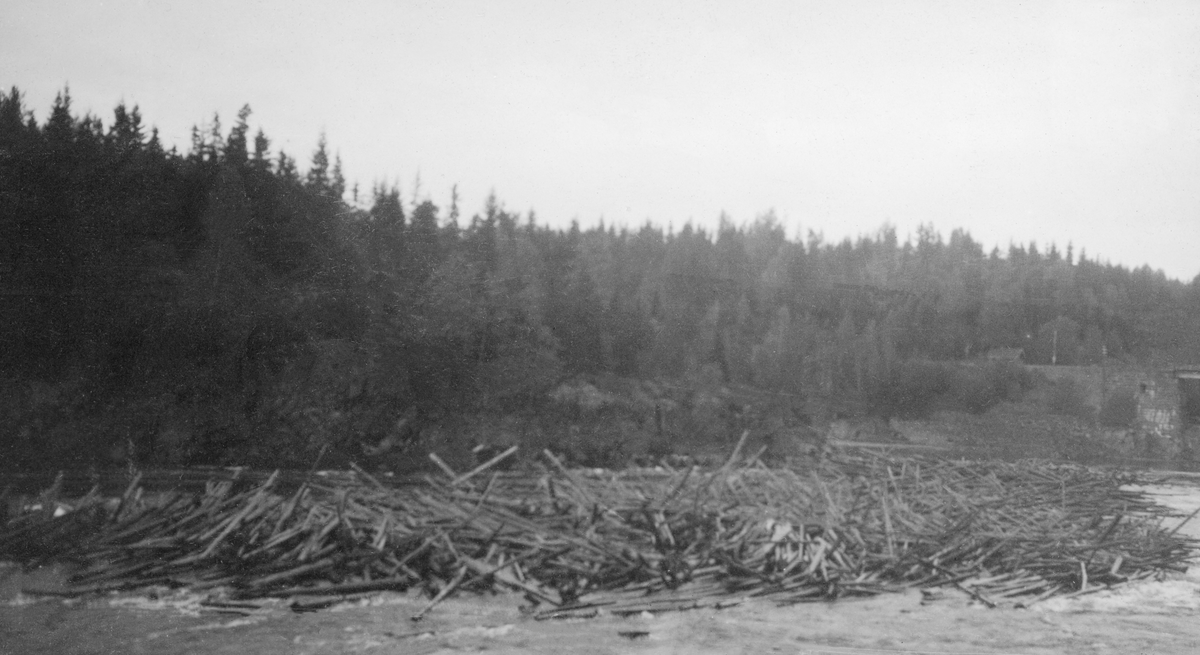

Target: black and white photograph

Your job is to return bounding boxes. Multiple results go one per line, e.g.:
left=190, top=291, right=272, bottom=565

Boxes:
left=2, top=1, right=1200, bottom=653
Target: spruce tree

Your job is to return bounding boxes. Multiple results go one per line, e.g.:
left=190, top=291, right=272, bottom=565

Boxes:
left=276, top=150, right=299, bottom=183
left=251, top=129, right=271, bottom=170
left=407, top=200, right=442, bottom=283
left=225, top=104, right=251, bottom=166
left=146, top=126, right=163, bottom=154
left=0, top=87, right=29, bottom=150
left=206, top=112, right=222, bottom=162
left=306, top=132, right=330, bottom=195
left=330, top=153, right=346, bottom=200
left=45, top=87, right=74, bottom=145
left=107, top=102, right=144, bottom=154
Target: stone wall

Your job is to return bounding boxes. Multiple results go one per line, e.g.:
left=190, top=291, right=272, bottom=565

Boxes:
left=1027, top=363, right=1183, bottom=439
left=1110, top=366, right=1182, bottom=438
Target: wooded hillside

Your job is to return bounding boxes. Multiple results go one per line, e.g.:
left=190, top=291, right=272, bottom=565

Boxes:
left=3, top=87, right=1198, bottom=468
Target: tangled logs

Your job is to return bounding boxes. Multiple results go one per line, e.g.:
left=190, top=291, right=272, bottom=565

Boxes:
left=2, top=451, right=1195, bottom=618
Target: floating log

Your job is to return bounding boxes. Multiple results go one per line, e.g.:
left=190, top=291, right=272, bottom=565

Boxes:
left=0, top=451, right=1195, bottom=618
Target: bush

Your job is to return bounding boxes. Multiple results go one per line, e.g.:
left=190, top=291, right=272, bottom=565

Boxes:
left=870, top=360, right=1035, bottom=419
left=877, top=361, right=955, bottom=419
left=954, top=361, right=1033, bottom=414
left=1047, top=379, right=1094, bottom=422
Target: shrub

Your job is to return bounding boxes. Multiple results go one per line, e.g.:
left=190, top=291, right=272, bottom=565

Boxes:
left=955, top=361, right=1033, bottom=414
left=1047, top=379, right=1094, bottom=422
left=869, top=359, right=1036, bottom=419
left=877, top=361, right=955, bottom=419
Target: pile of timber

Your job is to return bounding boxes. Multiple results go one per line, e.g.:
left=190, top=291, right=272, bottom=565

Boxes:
left=1, top=449, right=1195, bottom=618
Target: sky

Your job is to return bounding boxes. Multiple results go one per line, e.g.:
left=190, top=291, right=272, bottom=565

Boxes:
left=3, top=0, right=1199, bottom=281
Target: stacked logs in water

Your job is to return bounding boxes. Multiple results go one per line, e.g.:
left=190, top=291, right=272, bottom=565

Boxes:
left=1, top=450, right=1195, bottom=618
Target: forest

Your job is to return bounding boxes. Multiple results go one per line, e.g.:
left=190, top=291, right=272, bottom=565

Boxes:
left=3, top=86, right=1199, bottom=470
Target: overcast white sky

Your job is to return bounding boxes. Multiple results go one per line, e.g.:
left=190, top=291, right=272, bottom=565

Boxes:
left=4, top=0, right=1198, bottom=280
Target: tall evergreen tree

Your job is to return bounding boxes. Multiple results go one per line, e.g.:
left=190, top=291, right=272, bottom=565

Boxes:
left=276, top=150, right=299, bottom=183
left=107, top=102, right=144, bottom=154
left=251, top=129, right=271, bottom=171
left=406, top=200, right=442, bottom=284
left=306, top=132, right=330, bottom=195
left=330, top=153, right=346, bottom=200
left=45, top=87, right=74, bottom=145
left=225, top=104, right=252, bottom=166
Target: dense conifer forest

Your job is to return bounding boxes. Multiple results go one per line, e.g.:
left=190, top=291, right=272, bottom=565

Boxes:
left=3, top=87, right=1198, bottom=469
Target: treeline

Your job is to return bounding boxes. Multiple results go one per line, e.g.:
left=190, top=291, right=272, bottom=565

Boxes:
left=2, top=87, right=1198, bottom=467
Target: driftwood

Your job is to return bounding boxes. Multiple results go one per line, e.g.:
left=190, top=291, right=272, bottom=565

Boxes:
left=1, top=450, right=1195, bottom=617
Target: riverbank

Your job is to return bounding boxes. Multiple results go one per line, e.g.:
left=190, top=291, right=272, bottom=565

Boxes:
left=4, top=472, right=1200, bottom=654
